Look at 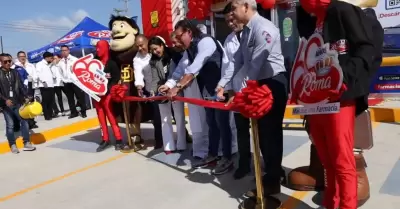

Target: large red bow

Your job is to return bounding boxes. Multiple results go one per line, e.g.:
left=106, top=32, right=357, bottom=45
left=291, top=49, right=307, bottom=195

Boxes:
left=110, top=85, right=128, bottom=102
left=232, top=80, right=274, bottom=119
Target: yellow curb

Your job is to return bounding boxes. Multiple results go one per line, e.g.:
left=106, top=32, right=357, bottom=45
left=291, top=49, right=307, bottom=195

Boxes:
left=0, top=118, right=99, bottom=154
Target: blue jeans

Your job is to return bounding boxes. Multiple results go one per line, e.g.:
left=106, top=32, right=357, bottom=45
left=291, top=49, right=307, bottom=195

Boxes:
left=205, top=108, right=232, bottom=159
left=3, top=104, right=30, bottom=146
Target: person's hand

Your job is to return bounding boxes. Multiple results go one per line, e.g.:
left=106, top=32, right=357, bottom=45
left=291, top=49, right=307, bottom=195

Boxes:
left=158, top=85, right=170, bottom=94
left=167, top=87, right=180, bottom=99
left=215, top=86, right=225, bottom=101
left=24, top=96, right=33, bottom=103
left=150, top=91, right=155, bottom=97
left=137, top=86, right=144, bottom=97
left=27, top=75, right=33, bottom=82
left=5, top=99, right=13, bottom=107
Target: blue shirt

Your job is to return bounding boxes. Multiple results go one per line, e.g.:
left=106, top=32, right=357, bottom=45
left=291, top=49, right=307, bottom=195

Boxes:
left=235, top=13, right=286, bottom=80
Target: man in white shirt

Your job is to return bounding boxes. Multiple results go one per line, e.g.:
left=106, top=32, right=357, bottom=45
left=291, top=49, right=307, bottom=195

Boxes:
left=231, top=0, right=288, bottom=196
left=59, top=45, right=87, bottom=118
left=35, top=52, right=56, bottom=120
left=15, top=51, right=37, bottom=97
left=222, top=2, right=251, bottom=180
left=51, top=54, right=66, bottom=116
left=133, top=35, right=163, bottom=149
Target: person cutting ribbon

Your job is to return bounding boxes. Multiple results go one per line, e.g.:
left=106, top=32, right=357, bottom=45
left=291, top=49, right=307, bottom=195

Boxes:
left=158, top=19, right=236, bottom=175
left=230, top=0, right=288, bottom=197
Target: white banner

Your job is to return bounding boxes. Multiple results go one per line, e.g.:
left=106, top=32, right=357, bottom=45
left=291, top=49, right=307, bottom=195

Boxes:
left=292, top=102, right=340, bottom=115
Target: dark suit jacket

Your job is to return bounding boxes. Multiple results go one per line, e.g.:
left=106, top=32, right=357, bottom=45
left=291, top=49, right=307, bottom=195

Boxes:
left=297, top=0, right=383, bottom=114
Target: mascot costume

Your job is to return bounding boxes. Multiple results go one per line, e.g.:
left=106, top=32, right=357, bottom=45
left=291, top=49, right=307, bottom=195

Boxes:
left=108, top=15, right=153, bottom=150
left=288, top=0, right=383, bottom=208
left=94, top=40, right=124, bottom=152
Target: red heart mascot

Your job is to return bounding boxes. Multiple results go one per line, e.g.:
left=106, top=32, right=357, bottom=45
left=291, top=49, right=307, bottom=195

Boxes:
left=94, top=40, right=124, bottom=152
left=287, top=0, right=381, bottom=209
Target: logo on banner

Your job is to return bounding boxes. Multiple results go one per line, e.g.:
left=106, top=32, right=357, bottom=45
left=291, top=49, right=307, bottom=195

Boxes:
left=72, top=54, right=108, bottom=101
left=87, top=30, right=112, bottom=38
left=290, top=33, right=344, bottom=115
left=55, top=31, right=84, bottom=44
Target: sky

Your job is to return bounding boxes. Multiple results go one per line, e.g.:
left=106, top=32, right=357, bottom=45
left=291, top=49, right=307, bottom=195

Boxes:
left=0, top=0, right=143, bottom=56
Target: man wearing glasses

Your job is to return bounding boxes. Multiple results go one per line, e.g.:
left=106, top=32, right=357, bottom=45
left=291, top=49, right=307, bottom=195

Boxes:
left=230, top=0, right=288, bottom=197
left=0, top=53, right=36, bottom=154
left=159, top=19, right=235, bottom=175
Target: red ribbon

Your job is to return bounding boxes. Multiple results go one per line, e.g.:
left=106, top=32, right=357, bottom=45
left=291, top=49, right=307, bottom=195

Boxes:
left=110, top=80, right=274, bottom=119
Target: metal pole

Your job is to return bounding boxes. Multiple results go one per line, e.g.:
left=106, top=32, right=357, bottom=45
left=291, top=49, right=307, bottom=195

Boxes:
left=250, top=118, right=265, bottom=209
left=0, top=36, right=3, bottom=53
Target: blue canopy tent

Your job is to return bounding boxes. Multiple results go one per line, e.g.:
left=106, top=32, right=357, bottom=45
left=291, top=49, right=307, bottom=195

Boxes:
left=27, top=17, right=111, bottom=63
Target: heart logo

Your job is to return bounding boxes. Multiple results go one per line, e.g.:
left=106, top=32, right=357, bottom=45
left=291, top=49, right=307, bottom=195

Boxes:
left=290, top=33, right=343, bottom=105
left=72, top=54, right=108, bottom=96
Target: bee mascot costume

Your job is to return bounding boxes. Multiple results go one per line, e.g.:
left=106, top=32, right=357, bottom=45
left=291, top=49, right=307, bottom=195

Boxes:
left=287, top=0, right=383, bottom=208
left=108, top=15, right=153, bottom=150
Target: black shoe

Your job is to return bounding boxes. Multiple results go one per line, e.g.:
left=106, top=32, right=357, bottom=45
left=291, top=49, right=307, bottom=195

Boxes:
left=233, top=167, right=251, bottom=180
left=243, top=184, right=281, bottom=198
left=212, top=158, right=234, bottom=175
left=68, top=113, right=79, bottom=119
left=96, top=140, right=110, bottom=152
left=115, top=140, right=123, bottom=150
left=192, top=155, right=219, bottom=169
left=81, top=113, right=87, bottom=118
left=30, top=124, right=39, bottom=129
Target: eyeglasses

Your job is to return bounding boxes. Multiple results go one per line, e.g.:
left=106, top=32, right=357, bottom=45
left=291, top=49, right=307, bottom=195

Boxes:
left=2, top=60, right=11, bottom=64
left=18, top=56, right=26, bottom=58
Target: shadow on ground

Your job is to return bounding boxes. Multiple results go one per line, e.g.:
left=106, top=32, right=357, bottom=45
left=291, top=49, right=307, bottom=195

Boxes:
left=47, top=125, right=312, bottom=207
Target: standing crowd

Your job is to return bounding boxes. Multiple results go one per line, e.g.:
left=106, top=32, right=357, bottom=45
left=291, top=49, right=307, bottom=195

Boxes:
left=0, top=45, right=88, bottom=154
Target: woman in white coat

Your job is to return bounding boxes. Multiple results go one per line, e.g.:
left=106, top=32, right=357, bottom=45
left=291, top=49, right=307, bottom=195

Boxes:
left=149, top=36, right=187, bottom=154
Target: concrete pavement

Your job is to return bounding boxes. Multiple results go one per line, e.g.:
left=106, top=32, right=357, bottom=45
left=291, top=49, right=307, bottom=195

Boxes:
left=0, top=118, right=399, bottom=208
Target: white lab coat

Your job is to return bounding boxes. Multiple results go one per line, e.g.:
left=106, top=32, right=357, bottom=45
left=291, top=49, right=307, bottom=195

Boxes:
left=50, top=63, right=64, bottom=87
left=59, top=55, right=78, bottom=83
left=35, top=59, right=55, bottom=88
left=15, top=61, right=38, bottom=89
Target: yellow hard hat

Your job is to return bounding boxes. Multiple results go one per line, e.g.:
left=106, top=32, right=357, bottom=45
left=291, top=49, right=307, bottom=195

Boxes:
left=19, top=101, right=43, bottom=119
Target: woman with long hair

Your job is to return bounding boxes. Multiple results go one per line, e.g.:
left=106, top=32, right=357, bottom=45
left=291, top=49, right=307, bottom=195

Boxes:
left=148, top=36, right=187, bottom=154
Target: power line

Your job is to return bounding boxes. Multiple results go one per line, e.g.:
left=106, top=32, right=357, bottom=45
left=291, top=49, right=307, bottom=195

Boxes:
left=0, top=20, right=71, bottom=30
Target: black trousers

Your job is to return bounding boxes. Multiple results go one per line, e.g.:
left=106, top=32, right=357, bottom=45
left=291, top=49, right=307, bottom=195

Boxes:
left=152, top=103, right=163, bottom=147
left=27, top=82, right=34, bottom=96
left=63, top=83, right=86, bottom=115
left=40, top=87, right=55, bottom=120
left=235, top=73, right=288, bottom=184
left=52, top=86, right=65, bottom=113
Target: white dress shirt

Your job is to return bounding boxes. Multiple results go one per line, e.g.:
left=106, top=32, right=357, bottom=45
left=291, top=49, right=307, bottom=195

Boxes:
left=224, top=31, right=248, bottom=92
left=35, top=59, right=55, bottom=88
left=51, top=62, right=64, bottom=87
left=133, top=53, right=151, bottom=87
left=59, top=55, right=78, bottom=83
left=14, top=61, right=38, bottom=88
